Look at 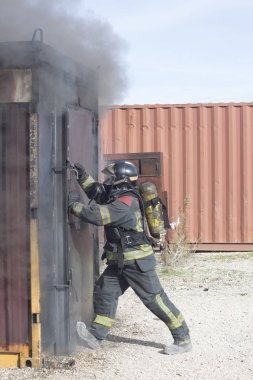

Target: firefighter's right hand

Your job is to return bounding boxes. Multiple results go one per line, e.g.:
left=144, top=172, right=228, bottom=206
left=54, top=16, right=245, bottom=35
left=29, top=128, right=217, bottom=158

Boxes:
left=68, top=191, right=80, bottom=208
left=74, top=163, right=87, bottom=181
left=154, top=241, right=166, bottom=252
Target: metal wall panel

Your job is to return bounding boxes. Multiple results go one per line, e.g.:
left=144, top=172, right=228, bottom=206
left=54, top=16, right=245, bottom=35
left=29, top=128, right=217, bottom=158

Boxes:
left=100, top=103, right=253, bottom=250
left=0, top=104, right=30, bottom=357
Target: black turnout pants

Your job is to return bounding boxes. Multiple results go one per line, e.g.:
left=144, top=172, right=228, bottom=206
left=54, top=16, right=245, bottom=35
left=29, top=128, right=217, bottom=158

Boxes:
left=89, top=259, right=190, bottom=341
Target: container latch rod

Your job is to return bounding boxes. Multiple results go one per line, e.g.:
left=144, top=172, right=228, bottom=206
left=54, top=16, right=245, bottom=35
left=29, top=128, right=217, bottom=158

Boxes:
left=52, top=166, right=65, bottom=174
left=32, top=28, right=44, bottom=43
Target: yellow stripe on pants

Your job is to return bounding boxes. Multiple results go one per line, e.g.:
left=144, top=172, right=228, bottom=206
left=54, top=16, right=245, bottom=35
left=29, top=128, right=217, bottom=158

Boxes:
left=93, top=314, right=114, bottom=327
left=156, top=294, right=184, bottom=330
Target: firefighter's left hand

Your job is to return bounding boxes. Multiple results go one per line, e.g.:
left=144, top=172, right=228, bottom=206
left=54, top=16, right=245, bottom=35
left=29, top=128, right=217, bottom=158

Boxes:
left=68, top=191, right=80, bottom=208
left=74, top=163, right=87, bottom=181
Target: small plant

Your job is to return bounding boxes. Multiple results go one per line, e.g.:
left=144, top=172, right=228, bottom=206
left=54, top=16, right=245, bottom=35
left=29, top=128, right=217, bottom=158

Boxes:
left=161, top=197, right=195, bottom=268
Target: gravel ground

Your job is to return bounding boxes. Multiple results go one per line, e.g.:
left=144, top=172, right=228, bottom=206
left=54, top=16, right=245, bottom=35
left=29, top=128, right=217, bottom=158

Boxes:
left=1, top=252, right=253, bottom=380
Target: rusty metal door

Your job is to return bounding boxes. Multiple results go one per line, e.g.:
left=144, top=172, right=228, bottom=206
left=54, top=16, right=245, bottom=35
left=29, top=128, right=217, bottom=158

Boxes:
left=0, top=104, right=30, bottom=366
left=104, top=152, right=167, bottom=203
left=66, top=106, right=98, bottom=352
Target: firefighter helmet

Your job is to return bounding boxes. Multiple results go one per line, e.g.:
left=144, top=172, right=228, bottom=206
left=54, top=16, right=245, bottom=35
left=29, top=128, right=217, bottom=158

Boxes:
left=102, top=160, right=138, bottom=186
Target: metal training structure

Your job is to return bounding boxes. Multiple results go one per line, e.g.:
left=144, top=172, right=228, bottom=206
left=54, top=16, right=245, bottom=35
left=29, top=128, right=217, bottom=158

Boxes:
left=0, top=39, right=99, bottom=368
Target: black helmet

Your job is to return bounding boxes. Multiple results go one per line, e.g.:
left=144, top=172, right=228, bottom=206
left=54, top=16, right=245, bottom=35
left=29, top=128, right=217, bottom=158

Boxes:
left=102, top=160, right=138, bottom=187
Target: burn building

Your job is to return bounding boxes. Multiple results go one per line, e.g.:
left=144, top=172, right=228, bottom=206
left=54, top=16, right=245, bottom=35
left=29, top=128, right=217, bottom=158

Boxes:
left=0, top=36, right=99, bottom=368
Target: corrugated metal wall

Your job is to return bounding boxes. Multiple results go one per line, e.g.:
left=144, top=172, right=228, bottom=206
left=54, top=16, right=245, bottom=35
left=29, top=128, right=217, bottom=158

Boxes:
left=100, top=103, right=253, bottom=250
left=0, top=104, right=30, bottom=358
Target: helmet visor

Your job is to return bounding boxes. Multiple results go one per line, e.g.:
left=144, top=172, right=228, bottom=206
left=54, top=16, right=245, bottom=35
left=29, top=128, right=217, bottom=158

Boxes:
left=101, top=163, right=115, bottom=176
left=102, top=163, right=115, bottom=185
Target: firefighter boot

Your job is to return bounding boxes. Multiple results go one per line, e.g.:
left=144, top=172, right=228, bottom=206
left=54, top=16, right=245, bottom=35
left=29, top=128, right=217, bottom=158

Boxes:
left=76, top=322, right=102, bottom=349
left=163, top=336, right=192, bottom=355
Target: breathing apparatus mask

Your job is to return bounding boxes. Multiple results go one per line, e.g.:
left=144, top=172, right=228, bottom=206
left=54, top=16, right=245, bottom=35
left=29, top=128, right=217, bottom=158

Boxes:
left=101, top=161, right=139, bottom=200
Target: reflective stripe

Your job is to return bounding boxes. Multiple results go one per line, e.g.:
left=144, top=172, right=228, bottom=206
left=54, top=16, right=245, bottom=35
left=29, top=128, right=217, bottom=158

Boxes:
left=99, top=206, right=111, bottom=225
left=166, top=313, right=185, bottom=330
left=94, top=314, right=114, bottom=327
left=81, top=175, right=95, bottom=190
left=106, top=244, right=153, bottom=261
left=156, top=294, right=184, bottom=330
left=135, top=211, right=143, bottom=232
left=72, top=202, right=84, bottom=217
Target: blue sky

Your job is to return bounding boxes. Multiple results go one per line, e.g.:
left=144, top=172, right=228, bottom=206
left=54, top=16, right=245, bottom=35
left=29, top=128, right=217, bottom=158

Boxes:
left=79, top=0, right=252, bottom=105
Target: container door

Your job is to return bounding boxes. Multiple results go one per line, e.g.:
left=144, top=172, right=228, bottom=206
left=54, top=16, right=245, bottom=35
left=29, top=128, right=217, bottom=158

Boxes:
left=0, top=104, right=31, bottom=367
left=66, top=106, right=98, bottom=352
left=104, top=152, right=166, bottom=203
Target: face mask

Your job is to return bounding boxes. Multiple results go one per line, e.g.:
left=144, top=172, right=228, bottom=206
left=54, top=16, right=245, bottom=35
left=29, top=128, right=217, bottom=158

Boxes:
left=103, top=175, right=115, bottom=186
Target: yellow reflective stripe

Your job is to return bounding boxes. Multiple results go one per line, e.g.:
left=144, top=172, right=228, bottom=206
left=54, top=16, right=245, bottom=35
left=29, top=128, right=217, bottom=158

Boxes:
left=124, top=248, right=153, bottom=260
left=94, top=314, right=114, bottom=327
left=156, top=295, right=183, bottom=329
left=166, top=313, right=185, bottom=330
left=99, top=206, right=111, bottom=225
left=72, top=202, right=84, bottom=217
left=105, top=245, right=153, bottom=261
left=81, top=175, right=95, bottom=190
left=107, top=251, right=153, bottom=261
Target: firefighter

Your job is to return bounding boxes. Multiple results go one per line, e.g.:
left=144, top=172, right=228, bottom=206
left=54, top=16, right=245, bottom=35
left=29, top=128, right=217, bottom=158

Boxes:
left=68, top=160, right=192, bottom=355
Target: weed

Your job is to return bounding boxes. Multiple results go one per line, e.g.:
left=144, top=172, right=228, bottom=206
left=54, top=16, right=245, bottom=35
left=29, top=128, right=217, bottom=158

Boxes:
left=161, top=197, right=196, bottom=268
left=158, top=268, right=184, bottom=277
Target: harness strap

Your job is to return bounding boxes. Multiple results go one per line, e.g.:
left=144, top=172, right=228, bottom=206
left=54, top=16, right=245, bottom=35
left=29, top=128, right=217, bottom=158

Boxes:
left=117, top=229, right=126, bottom=273
left=143, top=196, right=160, bottom=208
left=105, top=189, right=155, bottom=272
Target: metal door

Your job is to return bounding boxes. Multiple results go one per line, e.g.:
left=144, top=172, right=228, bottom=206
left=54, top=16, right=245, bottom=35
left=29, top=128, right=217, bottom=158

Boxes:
left=0, top=104, right=30, bottom=366
left=104, top=152, right=166, bottom=203
left=66, top=106, right=98, bottom=352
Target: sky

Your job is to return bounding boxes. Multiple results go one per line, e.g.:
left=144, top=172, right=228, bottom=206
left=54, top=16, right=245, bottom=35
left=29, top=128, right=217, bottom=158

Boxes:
left=75, top=0, right=253, bottom=105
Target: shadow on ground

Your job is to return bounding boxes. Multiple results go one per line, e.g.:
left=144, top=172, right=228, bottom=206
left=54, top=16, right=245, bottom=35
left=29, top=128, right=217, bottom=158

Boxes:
left=106, top=334, right=164, bottom=349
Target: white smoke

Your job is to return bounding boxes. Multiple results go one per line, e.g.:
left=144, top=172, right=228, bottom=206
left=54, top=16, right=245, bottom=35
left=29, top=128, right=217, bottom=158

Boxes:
left=0, top=0, right=128, bottom=105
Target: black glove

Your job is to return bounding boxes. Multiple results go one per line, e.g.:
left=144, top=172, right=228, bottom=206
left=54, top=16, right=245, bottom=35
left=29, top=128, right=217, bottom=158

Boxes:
left=74, top=163, right=87, bottom=182
left=68, top=191, right=80, bottom=208
left=152, top=240, right=166, bottom=252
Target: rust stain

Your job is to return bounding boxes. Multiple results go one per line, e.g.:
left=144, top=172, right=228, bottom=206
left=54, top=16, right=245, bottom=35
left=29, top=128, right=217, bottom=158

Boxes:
left=29, top=113, right=39, bottom=209
left=0, top=69, right=32, bottom=103
left=0, top=344, right=29, bottom=357
left=0, top=104, right=30, bottom=356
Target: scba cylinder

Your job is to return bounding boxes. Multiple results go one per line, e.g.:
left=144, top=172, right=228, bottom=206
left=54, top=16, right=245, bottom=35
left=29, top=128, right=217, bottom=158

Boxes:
left=139, top=181, right=166, bottom=239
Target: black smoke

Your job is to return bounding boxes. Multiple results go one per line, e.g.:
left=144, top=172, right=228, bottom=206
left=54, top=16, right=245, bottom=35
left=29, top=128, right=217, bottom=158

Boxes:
left=0, top=0, right=128, bottom=105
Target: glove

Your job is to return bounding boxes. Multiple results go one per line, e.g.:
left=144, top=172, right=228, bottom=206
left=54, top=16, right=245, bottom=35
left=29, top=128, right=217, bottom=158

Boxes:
left=74, top=163, right=87, bottom=182
left=156, top=241, right=166, bottom=251
left=68, top=191, right=80, bottom=208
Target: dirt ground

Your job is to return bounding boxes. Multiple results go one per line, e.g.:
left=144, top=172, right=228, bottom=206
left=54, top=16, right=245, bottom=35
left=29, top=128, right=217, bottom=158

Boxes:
left=1, top=251, right=253, bottom=380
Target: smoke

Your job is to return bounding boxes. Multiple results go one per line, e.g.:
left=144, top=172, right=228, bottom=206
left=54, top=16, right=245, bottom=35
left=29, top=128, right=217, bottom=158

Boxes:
left=0, top=0, right=128, bottom=354
left=0, top=0, right=128, bottom=106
